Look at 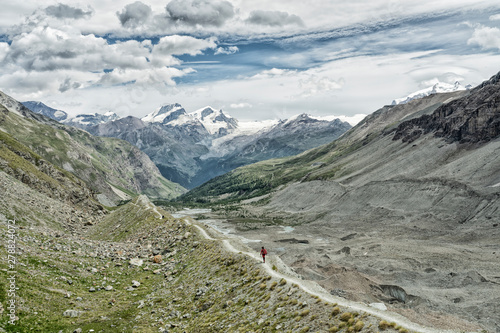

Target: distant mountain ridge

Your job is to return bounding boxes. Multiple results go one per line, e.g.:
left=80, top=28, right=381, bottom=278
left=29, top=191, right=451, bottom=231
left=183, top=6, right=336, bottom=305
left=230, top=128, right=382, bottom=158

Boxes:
left=22, top=101, right=68, bottom=121
left=392, top=81, right=472, bottom=105
left=24, top=101, right=352, bottom=189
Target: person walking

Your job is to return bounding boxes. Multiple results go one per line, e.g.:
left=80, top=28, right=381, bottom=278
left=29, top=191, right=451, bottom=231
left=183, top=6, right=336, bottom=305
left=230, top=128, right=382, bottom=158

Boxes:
left=260, top=246, right=267, bottom=263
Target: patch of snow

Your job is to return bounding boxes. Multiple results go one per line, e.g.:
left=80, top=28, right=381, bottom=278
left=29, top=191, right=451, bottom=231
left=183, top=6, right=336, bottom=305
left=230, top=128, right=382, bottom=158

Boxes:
left=141, top=104, right=185, bottom=123
left=54, top=110, right=66, bottom=118
left=236, top=119, right=279, bottom=134
left=316, top=114, right=367, bottom=126
left=392, top=81, right=471, bottom=105
left=189, top=106, right=236, bottom=135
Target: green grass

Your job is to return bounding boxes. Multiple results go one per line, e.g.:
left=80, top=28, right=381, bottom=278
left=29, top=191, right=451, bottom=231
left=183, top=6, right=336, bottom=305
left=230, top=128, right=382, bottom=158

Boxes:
left=0, top=109, right=184, bottom=201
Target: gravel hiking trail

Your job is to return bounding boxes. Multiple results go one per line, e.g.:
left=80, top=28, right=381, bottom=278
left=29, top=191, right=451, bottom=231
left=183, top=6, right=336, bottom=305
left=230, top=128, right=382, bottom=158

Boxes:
left=183, top=216, right=466, bottom=333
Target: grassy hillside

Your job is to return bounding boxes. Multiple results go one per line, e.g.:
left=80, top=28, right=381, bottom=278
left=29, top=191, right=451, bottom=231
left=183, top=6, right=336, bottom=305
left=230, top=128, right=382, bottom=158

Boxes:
left=0, top=195, right=404, bottom=333
left=0, top=101, right=185, bottom=204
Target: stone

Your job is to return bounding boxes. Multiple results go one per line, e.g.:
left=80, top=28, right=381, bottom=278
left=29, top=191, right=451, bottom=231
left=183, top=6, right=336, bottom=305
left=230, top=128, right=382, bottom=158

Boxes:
left=131, top=280, right=141, bottom=288
left=73, top=329, right=82, bottom=333
left=129, top=258, right=143, bottom=267
left=89, top=287, right=96, bottom=292
left=63, top=309, right=80, bottom=317
left=153, top=255, right=162, bottom=263
left=369, top=303, right=387, bottom=311
left=105, top=285, right=113, bottom=291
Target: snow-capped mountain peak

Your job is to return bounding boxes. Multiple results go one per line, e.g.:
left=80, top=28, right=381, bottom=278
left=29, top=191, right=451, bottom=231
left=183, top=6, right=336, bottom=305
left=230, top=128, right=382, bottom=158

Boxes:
left=65, top=112, right=119, bottom=126
left=189, top=106, right=238, bottom=135
left=282, top=113, right=320, bottom=126
left=22, top=101, right=68, bottom=121
left=141, top=103, right=187, bottom=124
left=391, top=81, right=472, bottom=105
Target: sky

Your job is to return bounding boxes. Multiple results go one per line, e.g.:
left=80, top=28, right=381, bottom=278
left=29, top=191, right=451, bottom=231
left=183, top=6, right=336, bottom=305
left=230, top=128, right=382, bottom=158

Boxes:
left=1, top=1, right=500, bottom=123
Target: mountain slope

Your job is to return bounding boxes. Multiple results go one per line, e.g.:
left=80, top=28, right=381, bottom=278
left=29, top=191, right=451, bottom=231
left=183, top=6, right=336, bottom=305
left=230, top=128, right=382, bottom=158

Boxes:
left=21, top=101, right=68, bottom=121
left=179, top=71, right=500, bottom=331
left=0, top=92, right=185, bottom=204
left=87, top=106, right=351, bottom=189
left=181, top=88, right=478, bottom=201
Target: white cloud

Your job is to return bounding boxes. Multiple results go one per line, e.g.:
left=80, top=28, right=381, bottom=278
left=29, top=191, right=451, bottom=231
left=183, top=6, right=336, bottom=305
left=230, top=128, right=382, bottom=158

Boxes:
left=215, top=46, right=239, bottom=55
left=0, top=69, right=99, bottom=99
left=153, top=35, right=217, bottom=56
left=117, top=1, right=152, bottom=28
left=165, top=0, right=235, bottom=27
left=45, top=3, right=94, bottom=19
left=489, top=14, right=500, bottom=21
left=467, top=25, right=500, bottom=50
left=251, top=68, right=296, bottom=79
left=97, top=67, right=191, bottom=86
left=0, top=42, right=9, bottom=63
left=3, top=26, right=168, bottom=73
left=245, top=10, right=304, bottom=27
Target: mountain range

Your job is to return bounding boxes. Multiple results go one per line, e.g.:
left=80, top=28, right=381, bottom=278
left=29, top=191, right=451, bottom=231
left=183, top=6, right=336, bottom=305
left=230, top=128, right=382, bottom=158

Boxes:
left=2, top=69, right=500, bottom=332
left=180, top=71, right=500, bottom=331
left=24, top=101, right=352, bottom=189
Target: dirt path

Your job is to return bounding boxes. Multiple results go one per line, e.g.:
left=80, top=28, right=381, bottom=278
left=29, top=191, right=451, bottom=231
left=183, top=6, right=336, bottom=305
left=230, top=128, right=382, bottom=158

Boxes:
left=184, top=217, right=464, bottom=333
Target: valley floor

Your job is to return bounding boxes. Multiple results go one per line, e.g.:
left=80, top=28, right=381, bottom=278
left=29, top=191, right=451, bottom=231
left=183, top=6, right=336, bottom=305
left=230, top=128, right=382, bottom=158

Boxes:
left=186, top=207, right=500, bottom=333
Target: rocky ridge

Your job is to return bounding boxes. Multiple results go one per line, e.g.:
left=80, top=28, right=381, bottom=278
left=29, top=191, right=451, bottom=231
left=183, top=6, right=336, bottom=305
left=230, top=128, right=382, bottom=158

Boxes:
left=393, top=72, right=500, bottom=144
left=0, top=92, right=185, bottom=205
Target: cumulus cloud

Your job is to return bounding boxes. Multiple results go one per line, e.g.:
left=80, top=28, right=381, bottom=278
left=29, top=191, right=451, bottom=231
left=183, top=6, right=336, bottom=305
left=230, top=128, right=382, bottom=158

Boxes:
left=153, top=35, right=216, bottom=57
left=214, top=46, right=239, bottom=55
left=0, top=16, right=218, bottom=95
left=4, top=26, right=155, bottom=72
left=117, top=1, right=152, bottom=28
left=59, top=77, right=81, bottom=92
left=97, top=67, right=191, bottom=86
left=490, top=14, right=500, bottom=21
left=245, top=10, right=304, bottom=27
left=467, top=25, right=500, bottom=50
left=45, top=3, right=93, bottom=20
left=166, top=0, right=234, bottom=27
left=0, top=69, right=98, bottom=98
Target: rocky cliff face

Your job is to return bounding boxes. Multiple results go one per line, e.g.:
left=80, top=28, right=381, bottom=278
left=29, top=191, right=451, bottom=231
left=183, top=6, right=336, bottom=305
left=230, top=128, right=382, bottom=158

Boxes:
left=393, top=72, right=500, bottom=144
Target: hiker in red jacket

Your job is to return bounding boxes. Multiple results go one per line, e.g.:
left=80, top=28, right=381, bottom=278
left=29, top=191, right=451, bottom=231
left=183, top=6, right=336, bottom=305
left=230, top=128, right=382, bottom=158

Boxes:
left=260, top=246, right=267, bottom=263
